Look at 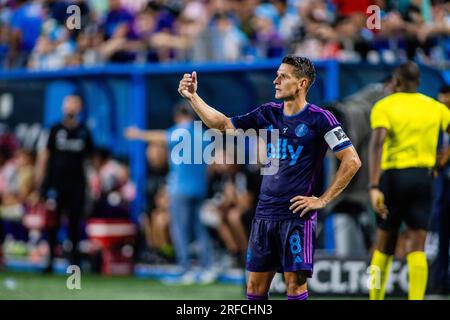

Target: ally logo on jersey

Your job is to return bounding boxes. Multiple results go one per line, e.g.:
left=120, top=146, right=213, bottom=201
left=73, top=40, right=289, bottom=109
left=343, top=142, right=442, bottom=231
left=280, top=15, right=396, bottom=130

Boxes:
left=265, top=123, right=351, bottom=166
left=267, top=139, right=303, bottom=166
left=265, top=123, right=305, bottom=166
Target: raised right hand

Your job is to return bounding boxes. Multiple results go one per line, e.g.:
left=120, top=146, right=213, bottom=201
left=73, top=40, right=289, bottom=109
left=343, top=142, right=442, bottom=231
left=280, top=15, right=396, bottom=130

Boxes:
left=178, top=72, right=197, bottom=100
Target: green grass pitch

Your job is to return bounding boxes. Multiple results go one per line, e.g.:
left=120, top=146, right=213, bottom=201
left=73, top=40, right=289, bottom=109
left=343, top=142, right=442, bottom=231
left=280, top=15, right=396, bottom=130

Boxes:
left=0, top=271, right=245, bottom=300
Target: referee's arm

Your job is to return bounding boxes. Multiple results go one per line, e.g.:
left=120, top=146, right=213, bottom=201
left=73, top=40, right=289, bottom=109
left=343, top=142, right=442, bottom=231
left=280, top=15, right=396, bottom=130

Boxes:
left=368, top=127, right=389, bottom=218
left=437, top=124, right=450, bottom=169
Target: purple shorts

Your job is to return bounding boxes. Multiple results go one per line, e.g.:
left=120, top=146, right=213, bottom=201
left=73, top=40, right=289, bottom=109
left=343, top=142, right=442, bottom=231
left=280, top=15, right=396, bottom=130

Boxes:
left=246, top=216, right=316, bottom=277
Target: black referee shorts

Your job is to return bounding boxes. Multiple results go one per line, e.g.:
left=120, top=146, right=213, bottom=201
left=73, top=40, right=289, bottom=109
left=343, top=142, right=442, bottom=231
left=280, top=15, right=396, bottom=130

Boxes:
left=378, top=168, right=433, bottom=231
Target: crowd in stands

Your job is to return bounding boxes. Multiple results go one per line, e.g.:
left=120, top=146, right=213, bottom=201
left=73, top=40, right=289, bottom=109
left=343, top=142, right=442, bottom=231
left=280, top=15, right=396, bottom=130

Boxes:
left=0, top=124, right=263, bottom=272
left=0, top=129, right=137, bottom=267
left=138, top=138, right=263, bottom=270
left=0, top=0, right=449, bottom=70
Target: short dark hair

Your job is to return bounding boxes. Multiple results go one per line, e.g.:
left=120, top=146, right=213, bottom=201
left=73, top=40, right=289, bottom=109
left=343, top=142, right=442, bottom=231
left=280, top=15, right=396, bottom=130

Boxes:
left=439, top=85, right=450, bottom=95
left=281, top=55, right=316, bottom=91
left=174, top=100, right=195, bottom=118
left=393, top=61, right=420, bottom=86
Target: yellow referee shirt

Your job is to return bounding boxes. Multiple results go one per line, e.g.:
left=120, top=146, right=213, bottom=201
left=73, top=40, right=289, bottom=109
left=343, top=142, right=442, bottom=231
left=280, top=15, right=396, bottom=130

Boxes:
left=371, top=92, right=450, bottom=170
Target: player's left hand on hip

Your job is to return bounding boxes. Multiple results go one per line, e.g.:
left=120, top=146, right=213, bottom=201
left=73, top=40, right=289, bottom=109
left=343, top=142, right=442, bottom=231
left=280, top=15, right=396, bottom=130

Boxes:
left=289, top=195, right=326, bottom=217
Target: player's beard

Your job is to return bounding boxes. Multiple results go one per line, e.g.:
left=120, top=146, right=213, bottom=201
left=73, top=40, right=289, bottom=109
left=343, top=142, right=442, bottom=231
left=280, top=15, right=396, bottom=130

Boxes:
left=65, top=113, right=77, bottom=120
left=64, top=112, right=80, bottom=126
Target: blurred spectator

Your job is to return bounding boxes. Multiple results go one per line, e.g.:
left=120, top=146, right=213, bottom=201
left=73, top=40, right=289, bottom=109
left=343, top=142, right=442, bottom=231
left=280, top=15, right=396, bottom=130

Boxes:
left=28, top=32, right=76, bottom=70
left=102, top=0, right=137, bottom=62
left=0, top=19, right=10, bottom=67
left=144, top=142, right=168, bottom=219
left=0, top=0, right=448, bottom=68
left=139, top=142, right=173, bottom=263
left=273, top=0, right=302, bottom=42
left=76, top=29, right=106, bottom=66
left=39, top=94, right=94, bottom=273
left=332, top=0, right=374, bottom=18
left=201, top=148, right=253, bottom=267
left=6, top=0, right=45, bottom=68
left=209, top=13, right=249, bottom=62
left=125, top=101, right=216, bottom=284
left=89, top=147, right=136, bottom=218
left=103, top=0, right=135, bottom=40
left=326, top=75, right=395, bottom=257
left=429, top=85, right=450, bottom=295
left=147, top=185, right=172, bottom=261
left=0, top=148, right=35, bottom=222
left=251, top=3, right=284, bottom=58
left=0, top=145, right=36, bottom=263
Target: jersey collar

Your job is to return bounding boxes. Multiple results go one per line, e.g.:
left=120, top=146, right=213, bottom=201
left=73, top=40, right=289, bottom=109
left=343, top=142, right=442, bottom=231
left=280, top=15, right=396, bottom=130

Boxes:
left=282, top=103, right=310, bottom=118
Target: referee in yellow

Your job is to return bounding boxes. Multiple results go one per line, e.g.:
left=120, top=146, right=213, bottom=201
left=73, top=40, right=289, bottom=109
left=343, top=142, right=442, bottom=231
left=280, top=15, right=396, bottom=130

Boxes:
left=368, top=61, right=450, bottom=300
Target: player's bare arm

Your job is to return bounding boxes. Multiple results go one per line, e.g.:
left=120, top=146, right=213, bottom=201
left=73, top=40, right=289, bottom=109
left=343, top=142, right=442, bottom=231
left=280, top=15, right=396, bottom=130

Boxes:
left=178, top=72, right=234, bottom=132
left=368, top=127, right=389, bottom=219
left=290, top=146, right=361, bottom=217
left=124, top=126, right=167, bottom=144
left=436, top=147, right=450, bottom=170
left=35, top=148, right=49, bottom=188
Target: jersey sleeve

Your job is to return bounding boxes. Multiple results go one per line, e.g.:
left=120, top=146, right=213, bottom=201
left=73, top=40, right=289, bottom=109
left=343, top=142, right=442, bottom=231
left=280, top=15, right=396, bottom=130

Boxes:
left=370, top=100, right=391, bottom=130
left=230, top=105, right=267, bottom=131
left=317, top=109, right=353, bottom=152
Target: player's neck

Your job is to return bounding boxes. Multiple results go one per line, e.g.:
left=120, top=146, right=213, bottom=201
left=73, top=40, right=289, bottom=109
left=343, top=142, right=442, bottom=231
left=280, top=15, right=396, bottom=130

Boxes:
left=283, top=98, right=308, bottom=116
left=63, top=118, right=79, bottom=129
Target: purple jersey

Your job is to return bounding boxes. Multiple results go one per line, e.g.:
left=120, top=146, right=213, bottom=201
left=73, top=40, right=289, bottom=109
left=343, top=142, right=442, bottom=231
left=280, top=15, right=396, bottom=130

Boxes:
left=231, top=102, right=353, bottom=220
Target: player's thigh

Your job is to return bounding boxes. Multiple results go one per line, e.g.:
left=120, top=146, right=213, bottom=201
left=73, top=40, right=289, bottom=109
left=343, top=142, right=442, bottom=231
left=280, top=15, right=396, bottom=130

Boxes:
left=405, top=169, right=433, bottom=232
left=246, top=219, right=280, bottom=271
left=247, top=271, right=276, bottom=294
left=378, top=170, right=405, bottom=231
left=278, top=218, right=316, bottom=279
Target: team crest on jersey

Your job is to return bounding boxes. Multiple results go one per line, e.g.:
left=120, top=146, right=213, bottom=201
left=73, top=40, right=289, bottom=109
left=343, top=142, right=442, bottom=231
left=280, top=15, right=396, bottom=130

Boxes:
left=295, top=123, right=309, bottom=137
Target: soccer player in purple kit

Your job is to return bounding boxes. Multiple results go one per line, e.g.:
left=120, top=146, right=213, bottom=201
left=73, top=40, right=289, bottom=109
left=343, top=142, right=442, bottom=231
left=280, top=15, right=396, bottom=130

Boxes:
left=178, top=55, right=361, bottom=300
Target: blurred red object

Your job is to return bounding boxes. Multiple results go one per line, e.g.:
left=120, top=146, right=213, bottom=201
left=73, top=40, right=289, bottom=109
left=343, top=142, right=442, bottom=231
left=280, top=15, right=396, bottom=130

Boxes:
left=85, top=218, right=136, bottom=276
left=23, top=200, right=58, bottom=230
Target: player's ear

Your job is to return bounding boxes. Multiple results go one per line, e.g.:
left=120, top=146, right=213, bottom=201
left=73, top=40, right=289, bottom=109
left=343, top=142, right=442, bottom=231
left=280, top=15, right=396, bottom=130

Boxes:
left=299, top=78, right=307, bottom=91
